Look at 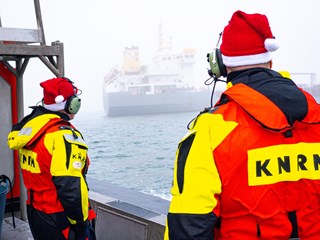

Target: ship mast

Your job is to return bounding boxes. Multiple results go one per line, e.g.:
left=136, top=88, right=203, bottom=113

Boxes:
left=157, top=24, right=172, bottom=53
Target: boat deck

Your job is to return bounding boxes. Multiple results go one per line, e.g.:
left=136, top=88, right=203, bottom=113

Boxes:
left=1, top=177, right=169, bottom=240
left=2, top=216, right=33, bottom=240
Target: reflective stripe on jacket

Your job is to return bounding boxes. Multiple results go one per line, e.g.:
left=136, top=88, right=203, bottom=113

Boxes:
left=165, top=68, right=320, bottom=240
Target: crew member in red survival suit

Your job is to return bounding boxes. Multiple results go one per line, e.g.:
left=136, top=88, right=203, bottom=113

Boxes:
left=8, top=77, right=96, bottom=240
left=165, top=10, right=320, bottom=240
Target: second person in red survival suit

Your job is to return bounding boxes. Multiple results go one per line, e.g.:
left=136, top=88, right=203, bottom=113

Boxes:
left=7, top=77, right=96, bottom=240
left=165, top=10, right=320, bottom=240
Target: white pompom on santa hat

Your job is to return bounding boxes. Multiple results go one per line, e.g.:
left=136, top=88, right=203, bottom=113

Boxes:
left=40, top=77, right=77, bottom=111
left=220, top=10, right=280, bottom=67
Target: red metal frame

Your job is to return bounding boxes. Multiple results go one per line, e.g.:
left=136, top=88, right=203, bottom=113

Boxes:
left=0, top=63, right=20, bottom=198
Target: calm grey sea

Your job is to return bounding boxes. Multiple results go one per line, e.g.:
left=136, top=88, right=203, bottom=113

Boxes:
left=73, top=111, right=200, bottom=200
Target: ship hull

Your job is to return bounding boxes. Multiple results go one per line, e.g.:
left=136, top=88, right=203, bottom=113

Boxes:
left=103, top=90, right=216, bottom=117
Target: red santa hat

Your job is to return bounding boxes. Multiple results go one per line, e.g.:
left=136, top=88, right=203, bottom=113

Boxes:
left=220, top=10, right=280, bottom=67
left=40, top=77, right=77, bottom=111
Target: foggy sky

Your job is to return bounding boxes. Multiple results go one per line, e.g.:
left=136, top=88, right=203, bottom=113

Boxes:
left=1, top=0, right=320, bottom=115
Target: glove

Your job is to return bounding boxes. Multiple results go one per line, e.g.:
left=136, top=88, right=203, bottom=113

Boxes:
left=68, top=220, right=89, bottom=240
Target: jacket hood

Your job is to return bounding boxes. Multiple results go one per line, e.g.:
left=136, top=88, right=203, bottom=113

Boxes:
left=7, top=106, right=68, bottom=150
left=216, top=68, right=320, bottom=131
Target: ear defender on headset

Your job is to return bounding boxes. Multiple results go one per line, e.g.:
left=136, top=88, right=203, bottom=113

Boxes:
left=207, top=48, right=227, bottom=78
left=65, top=95, right=81, bottom=114
left=62, top=77, right=82, bottom=114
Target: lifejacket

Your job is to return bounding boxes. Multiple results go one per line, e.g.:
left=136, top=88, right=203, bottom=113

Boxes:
left=165, top=68, right=320, bottom=240
left=8, top=106, right=90, bottom=224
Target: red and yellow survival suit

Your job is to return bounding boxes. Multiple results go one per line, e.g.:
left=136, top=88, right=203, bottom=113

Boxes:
left=165, top=68, right=320, bottom=239
left=8, top=106, right=94, bottom=239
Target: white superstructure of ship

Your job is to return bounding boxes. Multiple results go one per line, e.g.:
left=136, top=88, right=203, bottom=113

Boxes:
left=103, top=24, right=213, bottom=117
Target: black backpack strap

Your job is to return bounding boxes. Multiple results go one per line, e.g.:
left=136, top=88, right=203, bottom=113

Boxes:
left=288, top=211, right=298, bottom=238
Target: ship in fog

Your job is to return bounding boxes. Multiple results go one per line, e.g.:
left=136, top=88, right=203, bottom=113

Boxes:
left=102, top=25, right=213, bottom=117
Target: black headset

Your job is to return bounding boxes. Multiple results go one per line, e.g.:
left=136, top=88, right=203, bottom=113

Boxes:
left=203, top=33, right=228, bottom=108
left=63, top=78, right=81, bottom=114
left=206, top=32, right=227, bottom=78
left=207, top=48, right=227, bottom=78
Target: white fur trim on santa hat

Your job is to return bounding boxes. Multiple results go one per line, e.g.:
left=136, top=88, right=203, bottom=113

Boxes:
left=222, top=51, right=273, bottom=67
left=43, top=101, right=67, bottom=111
